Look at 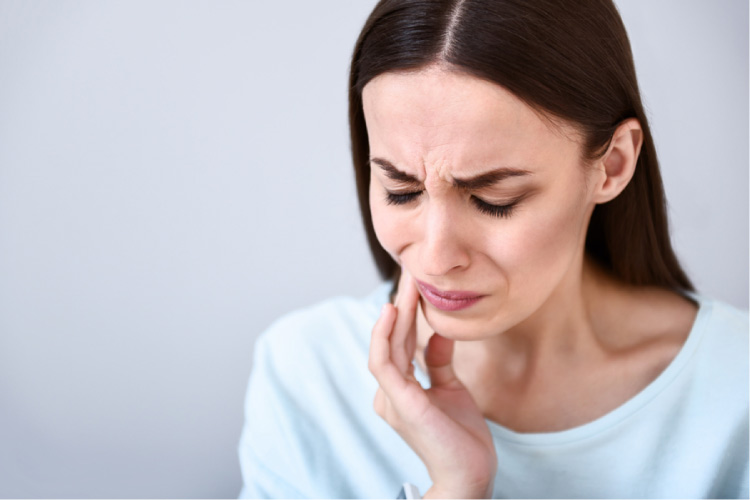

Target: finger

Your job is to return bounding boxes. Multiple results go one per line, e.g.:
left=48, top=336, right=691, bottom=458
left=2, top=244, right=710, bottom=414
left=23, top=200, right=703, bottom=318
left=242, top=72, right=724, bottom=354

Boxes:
left=373, top=386, right=404, bottom=432
left=391, top=270, right=419, bottom=373
left=409, top=300, right=430, bottom=365
left=373, top=387, right=386, bottom=418
left=405, top=331, right=417, bottom=371
left=393, top=269, right=419, bottom=322
left=368, top=303, right=397, bottom=377
left=369, top=304, right=413, bottom=389
left=369, top=304, right=430, bottom=425
left=424, top=332, right=460, bottom=388
left=375, top=371, right=429, bottom=430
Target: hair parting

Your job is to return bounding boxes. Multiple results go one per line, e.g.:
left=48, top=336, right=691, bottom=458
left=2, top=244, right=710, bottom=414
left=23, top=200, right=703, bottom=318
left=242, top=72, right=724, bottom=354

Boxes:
left=349, top=0, right=693, bottom=293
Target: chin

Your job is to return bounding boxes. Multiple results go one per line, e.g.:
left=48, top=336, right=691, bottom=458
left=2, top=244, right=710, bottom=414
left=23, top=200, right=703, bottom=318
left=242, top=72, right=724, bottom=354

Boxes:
left=422, top=305, right=500, bottom=341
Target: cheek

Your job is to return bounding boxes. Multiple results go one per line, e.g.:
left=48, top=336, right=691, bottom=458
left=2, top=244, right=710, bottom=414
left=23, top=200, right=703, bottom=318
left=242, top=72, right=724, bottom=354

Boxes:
left=492, top=193, right=589, bottom=278
left=369, top=184, right=408, bottom=262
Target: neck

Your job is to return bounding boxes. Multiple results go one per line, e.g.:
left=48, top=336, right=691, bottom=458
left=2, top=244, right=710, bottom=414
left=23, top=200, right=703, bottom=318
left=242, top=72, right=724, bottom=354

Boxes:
left=497, top=254, right=609, bottom=357
left=415, top=254, right=622, bottom=382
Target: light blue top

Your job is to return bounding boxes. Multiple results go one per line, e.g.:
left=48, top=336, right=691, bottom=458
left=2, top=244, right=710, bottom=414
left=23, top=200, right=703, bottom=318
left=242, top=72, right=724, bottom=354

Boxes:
left=238, top=283, right=749, bottom=498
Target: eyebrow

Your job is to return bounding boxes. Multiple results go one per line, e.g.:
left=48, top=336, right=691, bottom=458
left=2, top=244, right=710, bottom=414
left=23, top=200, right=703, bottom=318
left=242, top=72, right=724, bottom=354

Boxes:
left=370, top=157, right=532, bottom=190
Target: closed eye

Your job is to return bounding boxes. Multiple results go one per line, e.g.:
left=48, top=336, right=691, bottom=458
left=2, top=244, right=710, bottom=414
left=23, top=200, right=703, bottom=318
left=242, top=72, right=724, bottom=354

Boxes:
left=471, top=196, right=517, bottom=218
left=385, top=190, right=518, bottom=219
left=385, top=190, right=422, bottom=205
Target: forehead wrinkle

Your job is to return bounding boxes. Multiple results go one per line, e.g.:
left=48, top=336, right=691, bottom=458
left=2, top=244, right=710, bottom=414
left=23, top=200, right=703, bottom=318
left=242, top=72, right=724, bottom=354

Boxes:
left=421, top=145, right=457, bottom=188
left=365, top=67, right=587, bottom=192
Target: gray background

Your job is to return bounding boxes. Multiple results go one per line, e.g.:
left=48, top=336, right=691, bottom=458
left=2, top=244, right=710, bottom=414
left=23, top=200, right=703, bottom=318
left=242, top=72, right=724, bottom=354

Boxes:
left=0, top=0, right=746, bottom=497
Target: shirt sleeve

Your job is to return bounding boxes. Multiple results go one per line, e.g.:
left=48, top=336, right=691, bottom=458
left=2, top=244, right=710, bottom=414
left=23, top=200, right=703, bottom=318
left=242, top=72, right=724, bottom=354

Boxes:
left=238, top=446, right=307, bottom=499
left=237, top=332, right=311, bottom=499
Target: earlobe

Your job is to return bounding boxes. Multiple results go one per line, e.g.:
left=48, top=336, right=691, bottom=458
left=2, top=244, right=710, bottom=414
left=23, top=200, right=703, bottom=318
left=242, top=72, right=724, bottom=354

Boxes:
left=593, top=118, right=643, bottom=204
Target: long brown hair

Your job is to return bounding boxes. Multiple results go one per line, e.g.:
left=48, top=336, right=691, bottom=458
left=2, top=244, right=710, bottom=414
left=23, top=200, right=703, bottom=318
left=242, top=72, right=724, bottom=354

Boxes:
left=348, top=0, right=693, bottom=292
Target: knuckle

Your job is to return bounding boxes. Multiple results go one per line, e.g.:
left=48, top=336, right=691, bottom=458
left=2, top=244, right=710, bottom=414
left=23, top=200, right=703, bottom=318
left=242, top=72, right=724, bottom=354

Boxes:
left=367, top=357, right=380, bottom=375
left=386, top=408, right=402, bottom=432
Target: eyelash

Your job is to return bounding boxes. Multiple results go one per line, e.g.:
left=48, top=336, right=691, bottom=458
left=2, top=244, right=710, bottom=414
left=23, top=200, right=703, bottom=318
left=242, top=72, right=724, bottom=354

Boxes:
left=384, top=191, right=517, bottom=219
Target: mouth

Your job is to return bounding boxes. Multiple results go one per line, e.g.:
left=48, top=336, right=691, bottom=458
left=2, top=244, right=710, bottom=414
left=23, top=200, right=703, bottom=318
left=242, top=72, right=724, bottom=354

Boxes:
left=414, top=279, right=484, bottom=312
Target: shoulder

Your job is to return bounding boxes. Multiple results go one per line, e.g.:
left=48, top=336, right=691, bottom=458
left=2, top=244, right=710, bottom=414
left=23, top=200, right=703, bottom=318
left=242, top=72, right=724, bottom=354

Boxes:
left=698, top=295, right=748, bottom=333
left=617, top=289, right=748, bottom=422
left=689, top=294, right=748, bottom=373
left=246, top=282, right=394, bottom=418
left=673, top=295, right=749, bottom=496
left=616, top=287, right=746, bottom=379
left=669, top=293, right=749, bottom=429
left=239, top=282, right=397, bottom=498
left=254, top=282, right=391, bottom=372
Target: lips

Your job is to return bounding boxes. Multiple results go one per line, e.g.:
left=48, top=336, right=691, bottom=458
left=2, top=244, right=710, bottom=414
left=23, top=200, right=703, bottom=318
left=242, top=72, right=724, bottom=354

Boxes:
left=415, top=279, right=484, bottom=312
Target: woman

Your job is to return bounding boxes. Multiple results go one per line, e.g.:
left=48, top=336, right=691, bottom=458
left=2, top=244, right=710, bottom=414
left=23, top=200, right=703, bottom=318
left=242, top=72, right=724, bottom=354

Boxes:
left=239, top=0, right=748, bottom=498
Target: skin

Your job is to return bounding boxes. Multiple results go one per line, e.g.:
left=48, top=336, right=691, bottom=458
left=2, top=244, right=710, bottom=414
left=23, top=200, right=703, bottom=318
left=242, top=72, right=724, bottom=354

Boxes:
left=364, top=65, right=698, bottom=498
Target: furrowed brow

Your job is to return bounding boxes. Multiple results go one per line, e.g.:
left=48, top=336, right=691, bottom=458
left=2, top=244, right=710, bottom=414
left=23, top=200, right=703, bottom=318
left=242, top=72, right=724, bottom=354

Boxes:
left=452, top=168, right=532, bottom=190
left=370, top=158, right=420, bottom=184
left=370, top=157, right=531, bottom=189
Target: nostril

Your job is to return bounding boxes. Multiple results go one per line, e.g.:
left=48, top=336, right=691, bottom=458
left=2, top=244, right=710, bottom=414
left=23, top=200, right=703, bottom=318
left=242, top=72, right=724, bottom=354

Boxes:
left=420, top=243, right=470, bottom=277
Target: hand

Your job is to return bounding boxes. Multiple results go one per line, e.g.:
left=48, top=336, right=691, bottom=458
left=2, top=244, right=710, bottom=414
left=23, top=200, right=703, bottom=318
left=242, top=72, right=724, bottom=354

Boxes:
left=368, top=270, right=497, bottom=498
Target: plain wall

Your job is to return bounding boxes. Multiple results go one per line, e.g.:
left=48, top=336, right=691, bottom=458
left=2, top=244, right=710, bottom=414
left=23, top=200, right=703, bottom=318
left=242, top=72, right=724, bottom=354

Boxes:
left=0, top=1, right=746, bottom=497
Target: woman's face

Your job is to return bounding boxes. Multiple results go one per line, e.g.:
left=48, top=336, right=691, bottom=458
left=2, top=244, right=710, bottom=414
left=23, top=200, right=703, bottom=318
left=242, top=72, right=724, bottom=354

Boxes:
left=363, top=67, right=603, bottom=340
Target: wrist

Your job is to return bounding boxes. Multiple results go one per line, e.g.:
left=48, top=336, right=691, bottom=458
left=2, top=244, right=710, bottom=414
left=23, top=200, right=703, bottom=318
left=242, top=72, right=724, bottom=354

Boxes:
left=423, top=479, right=494, bottom=499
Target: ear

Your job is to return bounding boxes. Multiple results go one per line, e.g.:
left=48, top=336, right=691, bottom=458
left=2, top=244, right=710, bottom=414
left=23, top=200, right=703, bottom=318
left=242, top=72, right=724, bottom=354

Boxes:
left=592, top=118, right=643, bottom=204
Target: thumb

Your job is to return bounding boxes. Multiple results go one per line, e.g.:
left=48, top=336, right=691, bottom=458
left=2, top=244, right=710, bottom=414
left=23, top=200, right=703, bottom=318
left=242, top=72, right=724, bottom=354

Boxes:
left=424, top=333, right=459, bottom=388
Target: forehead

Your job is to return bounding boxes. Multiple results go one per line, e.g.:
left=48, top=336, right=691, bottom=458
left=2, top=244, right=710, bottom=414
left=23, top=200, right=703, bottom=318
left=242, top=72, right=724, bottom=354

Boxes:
left=361, top=67, right=582, bottom=176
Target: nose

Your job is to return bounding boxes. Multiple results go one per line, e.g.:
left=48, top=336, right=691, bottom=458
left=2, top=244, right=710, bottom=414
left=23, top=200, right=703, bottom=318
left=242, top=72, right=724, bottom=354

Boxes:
left=418, top=201, right=470, bottom=276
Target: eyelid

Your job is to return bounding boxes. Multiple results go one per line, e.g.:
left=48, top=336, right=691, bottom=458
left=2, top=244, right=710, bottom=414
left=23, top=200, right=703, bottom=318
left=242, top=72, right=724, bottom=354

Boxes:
left=381, top=176, right=422, bottom=190
left=384, top=189, right=422, bottom=205
left=471, top=194, right=519, bottom=206
left=471, top=195, right=518, bottom=218
left=385, top=189, right=521, bottom=217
